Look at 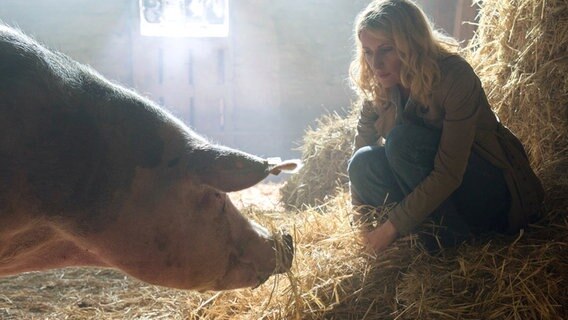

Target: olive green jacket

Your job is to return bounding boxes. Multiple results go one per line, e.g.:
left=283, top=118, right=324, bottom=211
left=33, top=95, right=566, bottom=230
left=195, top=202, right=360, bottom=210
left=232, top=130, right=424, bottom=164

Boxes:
left=353, top=55, right=544, bottom=235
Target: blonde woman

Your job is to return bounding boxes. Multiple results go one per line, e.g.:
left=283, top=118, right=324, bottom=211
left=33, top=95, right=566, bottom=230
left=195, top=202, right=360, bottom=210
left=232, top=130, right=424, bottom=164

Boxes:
left=347, top=0, right=544, bottom=254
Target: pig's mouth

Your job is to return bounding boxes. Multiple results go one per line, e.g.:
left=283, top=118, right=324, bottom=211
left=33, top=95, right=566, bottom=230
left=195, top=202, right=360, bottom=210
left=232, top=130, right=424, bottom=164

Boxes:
left=271, top=232, right=294, bottom=274
left=210, top=254, right=266, bottom=290
left=213, top=232, right=294, bottom=291
left=253, top=232, right=295, bottom=288
left=253, top=274, right=271, bottom=289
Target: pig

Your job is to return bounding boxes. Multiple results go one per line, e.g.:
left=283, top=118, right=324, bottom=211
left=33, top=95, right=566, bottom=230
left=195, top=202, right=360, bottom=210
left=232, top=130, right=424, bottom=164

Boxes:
left=0, top=24, right=293, bottom=291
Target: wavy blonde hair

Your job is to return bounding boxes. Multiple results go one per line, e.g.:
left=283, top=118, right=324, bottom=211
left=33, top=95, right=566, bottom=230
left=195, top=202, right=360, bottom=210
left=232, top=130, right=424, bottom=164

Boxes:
left=349, top=0, right=459, bottom=108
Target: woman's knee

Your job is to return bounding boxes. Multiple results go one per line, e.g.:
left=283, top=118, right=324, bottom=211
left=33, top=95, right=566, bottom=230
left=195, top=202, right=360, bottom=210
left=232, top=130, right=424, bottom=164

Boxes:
left=385, top=124, right=439, bottom=164
left=348, top=146, right=384, bottom=184
left=384, top=125, right=414, bottom=161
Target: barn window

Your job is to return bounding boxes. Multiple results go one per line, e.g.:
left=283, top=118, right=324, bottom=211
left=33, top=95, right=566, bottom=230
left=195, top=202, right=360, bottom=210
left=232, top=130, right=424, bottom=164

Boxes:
left=139, top=0, right=229, bottom=38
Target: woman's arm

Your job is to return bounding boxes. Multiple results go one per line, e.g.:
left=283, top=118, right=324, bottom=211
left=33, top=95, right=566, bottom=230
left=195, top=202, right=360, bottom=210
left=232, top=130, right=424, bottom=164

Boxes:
left=354, top=100, right=380, bottom=151
left=387, top=59, right=483, bottom=236
left=362, top=219, right=398, bottom=254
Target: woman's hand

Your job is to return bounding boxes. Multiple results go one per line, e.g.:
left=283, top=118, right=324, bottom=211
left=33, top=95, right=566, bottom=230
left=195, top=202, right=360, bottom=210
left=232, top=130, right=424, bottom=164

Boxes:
left=361, top=220, right=399, bottom=255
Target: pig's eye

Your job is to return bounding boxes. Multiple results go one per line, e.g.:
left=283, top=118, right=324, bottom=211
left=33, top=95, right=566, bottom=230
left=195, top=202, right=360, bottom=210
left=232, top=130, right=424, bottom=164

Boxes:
left=214, top=192, right=227, bottom=212
left=198, top=190, right=226, bottom=215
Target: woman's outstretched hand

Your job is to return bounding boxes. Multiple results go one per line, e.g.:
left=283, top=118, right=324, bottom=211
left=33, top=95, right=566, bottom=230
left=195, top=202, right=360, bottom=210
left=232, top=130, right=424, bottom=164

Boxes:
left=362, top=220, right=399, bottom=255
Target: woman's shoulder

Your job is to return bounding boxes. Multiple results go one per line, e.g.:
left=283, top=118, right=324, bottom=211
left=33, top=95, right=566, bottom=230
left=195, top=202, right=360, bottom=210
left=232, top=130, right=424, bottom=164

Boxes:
left=438, top=54, right=476, bottom=78
left=432, top=54, right=483, bottom=105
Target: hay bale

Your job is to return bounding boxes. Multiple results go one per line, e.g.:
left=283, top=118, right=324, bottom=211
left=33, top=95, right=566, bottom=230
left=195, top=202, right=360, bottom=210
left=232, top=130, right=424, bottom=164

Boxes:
left=466, top=0, right=568, bottom=189
left=280, top=110, right=358, bottom=210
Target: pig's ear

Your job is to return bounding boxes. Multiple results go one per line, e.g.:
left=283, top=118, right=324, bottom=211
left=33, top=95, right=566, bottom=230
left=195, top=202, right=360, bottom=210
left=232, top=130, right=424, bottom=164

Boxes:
left=188, top=145, right=270, bottom=192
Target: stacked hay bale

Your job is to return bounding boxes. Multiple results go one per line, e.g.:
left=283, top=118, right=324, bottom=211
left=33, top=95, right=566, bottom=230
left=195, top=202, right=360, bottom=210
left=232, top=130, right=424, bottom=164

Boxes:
left=466, top=0, right=568, bottom=195
left=280, top=111, right=358, bottom=210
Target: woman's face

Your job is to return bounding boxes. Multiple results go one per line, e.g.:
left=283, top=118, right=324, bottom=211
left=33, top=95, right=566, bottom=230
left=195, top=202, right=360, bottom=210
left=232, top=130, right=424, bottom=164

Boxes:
left=359, top=28, right=403, bottom=89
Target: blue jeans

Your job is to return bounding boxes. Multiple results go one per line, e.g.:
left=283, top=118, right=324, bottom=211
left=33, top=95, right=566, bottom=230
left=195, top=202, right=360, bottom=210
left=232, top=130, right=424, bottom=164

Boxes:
left=348, top=124, right=510, bottom=250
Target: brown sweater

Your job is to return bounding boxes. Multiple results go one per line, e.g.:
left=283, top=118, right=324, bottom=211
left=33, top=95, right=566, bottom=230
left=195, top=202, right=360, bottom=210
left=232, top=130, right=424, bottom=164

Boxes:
left=353, top=55, right=544, bottom=235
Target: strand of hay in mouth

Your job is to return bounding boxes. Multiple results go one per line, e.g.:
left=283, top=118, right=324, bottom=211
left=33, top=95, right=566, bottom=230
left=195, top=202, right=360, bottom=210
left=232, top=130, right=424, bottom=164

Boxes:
left=280, top=110, right=358, bottom=210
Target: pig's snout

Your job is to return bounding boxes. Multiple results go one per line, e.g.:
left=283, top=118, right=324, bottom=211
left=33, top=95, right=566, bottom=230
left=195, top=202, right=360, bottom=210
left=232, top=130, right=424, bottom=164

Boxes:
left=254, top=231, right=294, bottom=288
left=273, top=232, right=294, bottom=274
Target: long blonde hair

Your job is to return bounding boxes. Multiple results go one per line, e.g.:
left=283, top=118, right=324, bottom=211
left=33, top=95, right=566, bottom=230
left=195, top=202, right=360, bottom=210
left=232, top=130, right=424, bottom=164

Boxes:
left=349, top=0, right=459, bottom=108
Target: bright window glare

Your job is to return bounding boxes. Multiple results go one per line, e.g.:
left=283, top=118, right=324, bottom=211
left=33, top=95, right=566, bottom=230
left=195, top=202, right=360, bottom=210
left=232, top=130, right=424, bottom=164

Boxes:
left=139, top=0, right=229, bottom=38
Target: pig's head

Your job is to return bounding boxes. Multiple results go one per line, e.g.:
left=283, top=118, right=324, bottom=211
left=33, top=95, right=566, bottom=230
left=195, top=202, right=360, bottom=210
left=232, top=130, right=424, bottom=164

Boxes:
left=91, top=140, right=295, bottom=292
left=186, top=185, right=293, bottom=291
left=185, top=144, right=294, bottom=291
